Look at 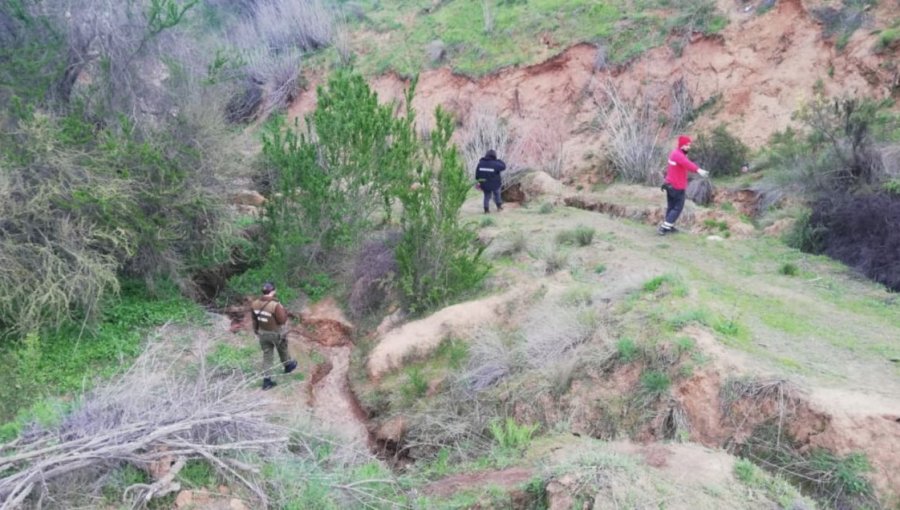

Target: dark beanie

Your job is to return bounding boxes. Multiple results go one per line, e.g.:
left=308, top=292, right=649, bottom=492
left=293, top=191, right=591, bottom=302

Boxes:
left=485, top=149, right=497, bottom=159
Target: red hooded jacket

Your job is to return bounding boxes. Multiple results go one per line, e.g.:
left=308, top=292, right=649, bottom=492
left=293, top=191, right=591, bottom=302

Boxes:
left=665, top=136, right=699, bottom=190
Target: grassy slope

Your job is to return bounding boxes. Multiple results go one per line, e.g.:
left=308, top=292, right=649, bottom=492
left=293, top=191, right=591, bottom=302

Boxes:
left=340, top=0, right=725, bottom=77
left=473, top=193, right=900, bottom=392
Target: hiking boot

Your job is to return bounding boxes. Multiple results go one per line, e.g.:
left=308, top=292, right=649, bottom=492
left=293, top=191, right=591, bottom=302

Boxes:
left=262, top=377, right=277, bottom=390
left=497, top=204, right=503, bottom=211
left=284, top=359, right=298, bottom=374
left=484, top=207, right=490, bottom=214
left=657, top=225, right=670, bottom=236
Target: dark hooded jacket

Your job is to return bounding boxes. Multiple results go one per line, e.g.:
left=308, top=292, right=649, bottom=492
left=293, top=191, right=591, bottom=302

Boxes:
left=475, top=155, right=506, bottom=192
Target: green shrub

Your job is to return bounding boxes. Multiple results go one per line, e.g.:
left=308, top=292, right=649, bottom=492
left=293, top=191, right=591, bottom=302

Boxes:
left=179, top=459, right=216, bottom=488
left=574, top=226, right=596, bottom=246
left=877, top=27, right=900, bottom=50
left=401, top=367, right=429, bottom=402
left=480, top=216, right=496, bottom=228
left=261, top=71, right=407, bottom=275
left=674, top=336, right=696, bottom=355
left=538, top=202, right=555, bottom=214
left=489, top=417, right=539, bottom=451
left=395, top=108, right=489, bottom=314
left=784, top=209, right=827, bottom=253
left=691, top=124, right=750, bottom=177
left=207, top=343, right=258, bottom=374
left=882, top=178, right=900, bottom=196
left=778, top=262, right=799, bottom=276
left=642, top=274, right=688, bottom=297
left=640, top=370, right=671, bottom=396
left=594, top=264, right=607, bottom=274
left=556, top=226, right=594, bottom=247
left=435, top=337, right=469, bottom=369
left=616, top=337, right=639, bottom=362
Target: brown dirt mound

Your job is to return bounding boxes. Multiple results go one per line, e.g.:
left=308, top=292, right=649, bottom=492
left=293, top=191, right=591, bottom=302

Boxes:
left=423, top=467, right=534, bottom=498
left=366, top=285, right=535, bottom=379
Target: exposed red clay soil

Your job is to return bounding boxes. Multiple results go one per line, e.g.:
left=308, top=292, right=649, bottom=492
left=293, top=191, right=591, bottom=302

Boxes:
left=289, top=0, right=896, bottom=181
left=423, top=467, right=534, bottom=499
left=671, top=330, right=900, bottom=499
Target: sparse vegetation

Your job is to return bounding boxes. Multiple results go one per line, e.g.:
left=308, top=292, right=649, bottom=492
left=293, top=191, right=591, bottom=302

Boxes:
left=556, top=225, right=596, bottom=247
left=616, top=337, right=640, bottom=362
left=489, top=417, right=539, bottom=451
left=778, top=262, right=799, bottom=276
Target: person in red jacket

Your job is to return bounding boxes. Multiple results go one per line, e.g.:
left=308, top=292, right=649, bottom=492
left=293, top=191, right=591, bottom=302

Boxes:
left=658, top=135, right=708, bottom=235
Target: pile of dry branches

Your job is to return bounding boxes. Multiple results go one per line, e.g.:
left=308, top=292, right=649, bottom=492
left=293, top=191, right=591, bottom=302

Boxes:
left=0, top=343, right=287, bottom=509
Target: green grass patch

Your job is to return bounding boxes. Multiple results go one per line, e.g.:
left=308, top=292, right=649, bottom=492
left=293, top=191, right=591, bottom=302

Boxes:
left=616, top=337, right=640, bottom=362
left=639, top=370, right=670, bottom=396
left=642, top=274, right=688, bottom=297
left=557, top=225, right=596, bottom=247
left=179, top=459, right=217, bottom=488
left=778, top=262, right=799, bottom=276
left=489, top=417, right=539, bottom=451
left=666, top=308, right=711, bottom=330
left=434, top=337, right=469, bottom=370
left=401, top=366, right=429, bottom=402
left=0, top=279, right=203, bottom=423
left=207, top=343, right=258, bottom=373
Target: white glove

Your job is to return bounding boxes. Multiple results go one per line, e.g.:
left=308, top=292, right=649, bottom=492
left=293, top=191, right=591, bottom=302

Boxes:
left=697, top=168, right=709, bottom=178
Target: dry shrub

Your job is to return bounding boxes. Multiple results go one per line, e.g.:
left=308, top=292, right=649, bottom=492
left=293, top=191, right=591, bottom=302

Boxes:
left=348, top=232, right=400, bottom=318
left=459, top=298, right=598, bottom=393
left=594, top=81, right=665, bottom=184
left=0, top=342, right=286, bottom=508
left=251, top=0, right=334, bottom=52
left=670, top=78, right=694, bottom=131
left=459, top=330, right=519, bottom=392
left=514, top=120, right=567, bottom=180
left=521, top=302, right=595, bottom=369
left=461, top=107, right=525, bottom=187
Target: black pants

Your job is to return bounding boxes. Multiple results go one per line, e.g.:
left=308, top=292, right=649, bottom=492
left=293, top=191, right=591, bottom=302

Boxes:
left=483, top=188, right=501, bottom=211
left=664, top=186, right=686, bottom=225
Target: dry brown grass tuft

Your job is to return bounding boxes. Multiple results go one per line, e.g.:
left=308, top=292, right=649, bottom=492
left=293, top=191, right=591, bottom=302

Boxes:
left=0, top=342, right=287, bottom=508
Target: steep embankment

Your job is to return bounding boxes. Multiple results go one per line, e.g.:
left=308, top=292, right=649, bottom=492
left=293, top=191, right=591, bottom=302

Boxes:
left=291, top=0, right=896, bottom=179
left=358, top=186, right=900, bottom=503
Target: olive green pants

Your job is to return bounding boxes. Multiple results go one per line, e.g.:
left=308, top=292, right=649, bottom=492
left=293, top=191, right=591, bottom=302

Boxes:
left=258, top=330, right=289, bottom=373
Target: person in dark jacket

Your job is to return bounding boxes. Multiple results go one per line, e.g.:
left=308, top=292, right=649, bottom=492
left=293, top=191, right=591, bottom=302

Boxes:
left=475, top=149, right=507, bottom=213
left=658, top=135, right=708, bottom=235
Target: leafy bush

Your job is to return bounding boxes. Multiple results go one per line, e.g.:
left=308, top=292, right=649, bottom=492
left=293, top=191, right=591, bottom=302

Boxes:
left=639, top=370, right=671, bottom=396
left=261, top=71, right=406, bottom=272
left=691, top=124, right=750, bottom=177
left=395, top=108, right=489, bottom=314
